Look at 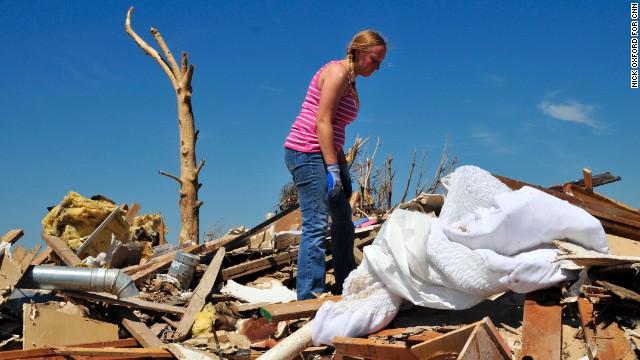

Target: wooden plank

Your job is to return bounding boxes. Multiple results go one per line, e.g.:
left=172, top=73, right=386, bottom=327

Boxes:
left=158, top=216, right=165, bottom=245
left=255, top=205, right=300, bottom=234
left=519, top=289, right=562, bottom=360
left=69, top=337, right=139, bottom=348
left=115, top=306, right=165, bottom=349
left=11, top=245, right=27, bottom=263
left=479, top=318, right=513, bottom=359
left=0, top=245, right=40, bottom=307
left=260, top=296, right=341, bottom=322
left=567, top=184, right=640, bottom=213
left=123, top=233, right=238, bottom=277
left=0, top=347, right=56, bottom=360
left=63, top=290, right=186, bottom=315
left=0, top=253, right=23, bottom=306
left=583, top=168, right=593, bottom=193
left=222, top=248, right=298, bottom=280
left=0, top=336, right=140, bottom=359
left=548, top=171, right=622, bottom=192
left=596, top=280, right=640, bottom=304
left=40, top=233, right=83, bottom=266
left=173, top=248, right=226, bottom=341
left=333, top=337, right=420, bottom=360
left=53, top=346, right=173, bottom=358
left=459, top=319, right=511, bottom=360
left=577, top=297, right=635, bottom=359
left=353, top=246, right=364, bottom=265
left=125, top=202, right=141, bottom=225
left=410, top=321, right=478, bottom=359
left=130, top=258, right=172, bottom=285
left=31, top=246, right=52, bottom=265
left=18, top=245, right=41, bottom=273
left=368, top=328, right=441, bottom=343
left=1, top=229, right=24, bottom=244
left=554, top=239, right=640, bottom=266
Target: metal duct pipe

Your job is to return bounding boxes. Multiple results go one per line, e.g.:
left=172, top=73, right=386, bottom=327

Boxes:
left=19, top=265, right=139, bottom=299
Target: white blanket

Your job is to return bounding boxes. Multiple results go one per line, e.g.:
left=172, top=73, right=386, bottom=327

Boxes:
left=312, top=165, right=610, bottom=345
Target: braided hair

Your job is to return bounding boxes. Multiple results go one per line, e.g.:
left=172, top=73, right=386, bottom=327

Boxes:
left=346, top=30, right=386, bottom=107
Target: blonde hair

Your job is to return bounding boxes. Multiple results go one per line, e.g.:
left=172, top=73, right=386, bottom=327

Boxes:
left=346, top=30, right=386, bottom=106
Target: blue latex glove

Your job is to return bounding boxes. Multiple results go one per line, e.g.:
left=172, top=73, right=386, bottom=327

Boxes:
left=339, top=162, right=352, bottom=199
left=326, top=164, right=342, bottom=199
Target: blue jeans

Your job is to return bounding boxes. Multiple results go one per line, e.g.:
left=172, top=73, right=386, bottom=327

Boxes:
left=284, top=148, right=356, bottom=300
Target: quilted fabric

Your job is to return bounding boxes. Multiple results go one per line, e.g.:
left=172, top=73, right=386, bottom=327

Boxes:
left=311, top=165, right=610, bottom=345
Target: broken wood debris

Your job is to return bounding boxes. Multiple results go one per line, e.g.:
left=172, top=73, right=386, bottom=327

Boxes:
left=1, top=169, right=640, bottom=359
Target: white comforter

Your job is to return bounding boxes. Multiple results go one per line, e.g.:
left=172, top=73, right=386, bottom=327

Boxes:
left=312, top=165, right=610, bottom=345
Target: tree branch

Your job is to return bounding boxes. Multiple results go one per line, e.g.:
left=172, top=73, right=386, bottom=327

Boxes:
left=151, top=28, right=181, bottom=77
left=400, top=148, right=416, bottom=204
left=184, top=64, right=195, bottom=89
left=159, top=170, right=182, bottom=184
left=194, top=158, right=205, bottom=177
left=125, top=7, right=178, bottom=89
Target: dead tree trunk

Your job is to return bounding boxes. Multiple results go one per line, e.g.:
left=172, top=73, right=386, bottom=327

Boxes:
left=125, top=7, right=204, bottom=245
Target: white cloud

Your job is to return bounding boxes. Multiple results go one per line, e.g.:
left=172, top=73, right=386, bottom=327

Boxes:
left=480, top=73, right=506, bottom=87
left=466, top=130, right=515, bottom=155
left=538, top=100, right=600, bottom=129
left=257, top=85, right=283, bottom=92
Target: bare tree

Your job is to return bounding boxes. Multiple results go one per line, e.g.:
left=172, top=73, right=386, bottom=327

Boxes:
left=125, top=7, right=204, bottom=245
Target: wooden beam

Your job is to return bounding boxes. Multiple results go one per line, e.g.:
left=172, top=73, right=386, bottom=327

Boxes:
left=583, top=168, right=593, bottom=193
left=158, top=215, right=165, bottom=245
left=251, top=204, right=300, bottom=235
left=173, top=248, right=226, bottom=341
left=222, top=248, right=298, bottom=280
left=0, top=347, right=57, bottom=360
left=69, top=337, right=139, bottom=348
left=519, top=289, right=562, bottom=360
left=18, top=244, right=41, bottom=273
left=411, top=318, right=511, bottom=360
left=115, top=306, right=165, bottom=349
left=259, top=296, right=341, bottom=322
left=53, top=346, right=173, bottom=358
left=333, top=336, right=420, bottom=360
left=0, top=244, right=41, bottom=307
left=63, top=290, right=186, bottom=315
left=548, top=171, right=622, bottom=192
left=577, top=297, right=635, bottom=359
left=31, top=246, right=52, bottom=265
left=125, top=233, right=238, bottom=286
left=10, top=244, right=27, bottom=263
left=459, top=318, right=512, bottom=359
left=368, top=327, right=441, bottom=343
left=130, top=257, right=172, bottom=285
left=40, top=233, right=83, bottom=266
left=564, top=184, right=640, bottom=213
left=0, top=336, right=140, bottom=359
left=1, top=229, right=24, bottom=244
left=125, top=202, right=141, bottom=225
left=410, top=321, right=477, bottom=359
left=353, top=246, right=364, bottom=265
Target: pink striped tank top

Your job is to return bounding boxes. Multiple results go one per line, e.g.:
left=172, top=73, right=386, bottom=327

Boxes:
left=284, top=60, right=359, bottom=153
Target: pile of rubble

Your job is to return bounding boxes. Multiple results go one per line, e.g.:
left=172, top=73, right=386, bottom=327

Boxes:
left=1, top=171, right=640, bottom=359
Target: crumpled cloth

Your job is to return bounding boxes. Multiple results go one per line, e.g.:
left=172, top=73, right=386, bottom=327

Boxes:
left=312, top=165, right=610, bottom=345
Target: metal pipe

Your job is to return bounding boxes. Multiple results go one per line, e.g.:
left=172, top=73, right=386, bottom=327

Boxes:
left=19, top=265, right=139, bottom=299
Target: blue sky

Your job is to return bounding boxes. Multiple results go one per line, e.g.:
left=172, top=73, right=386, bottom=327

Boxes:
left=2, top=1, right=638, bottom=251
